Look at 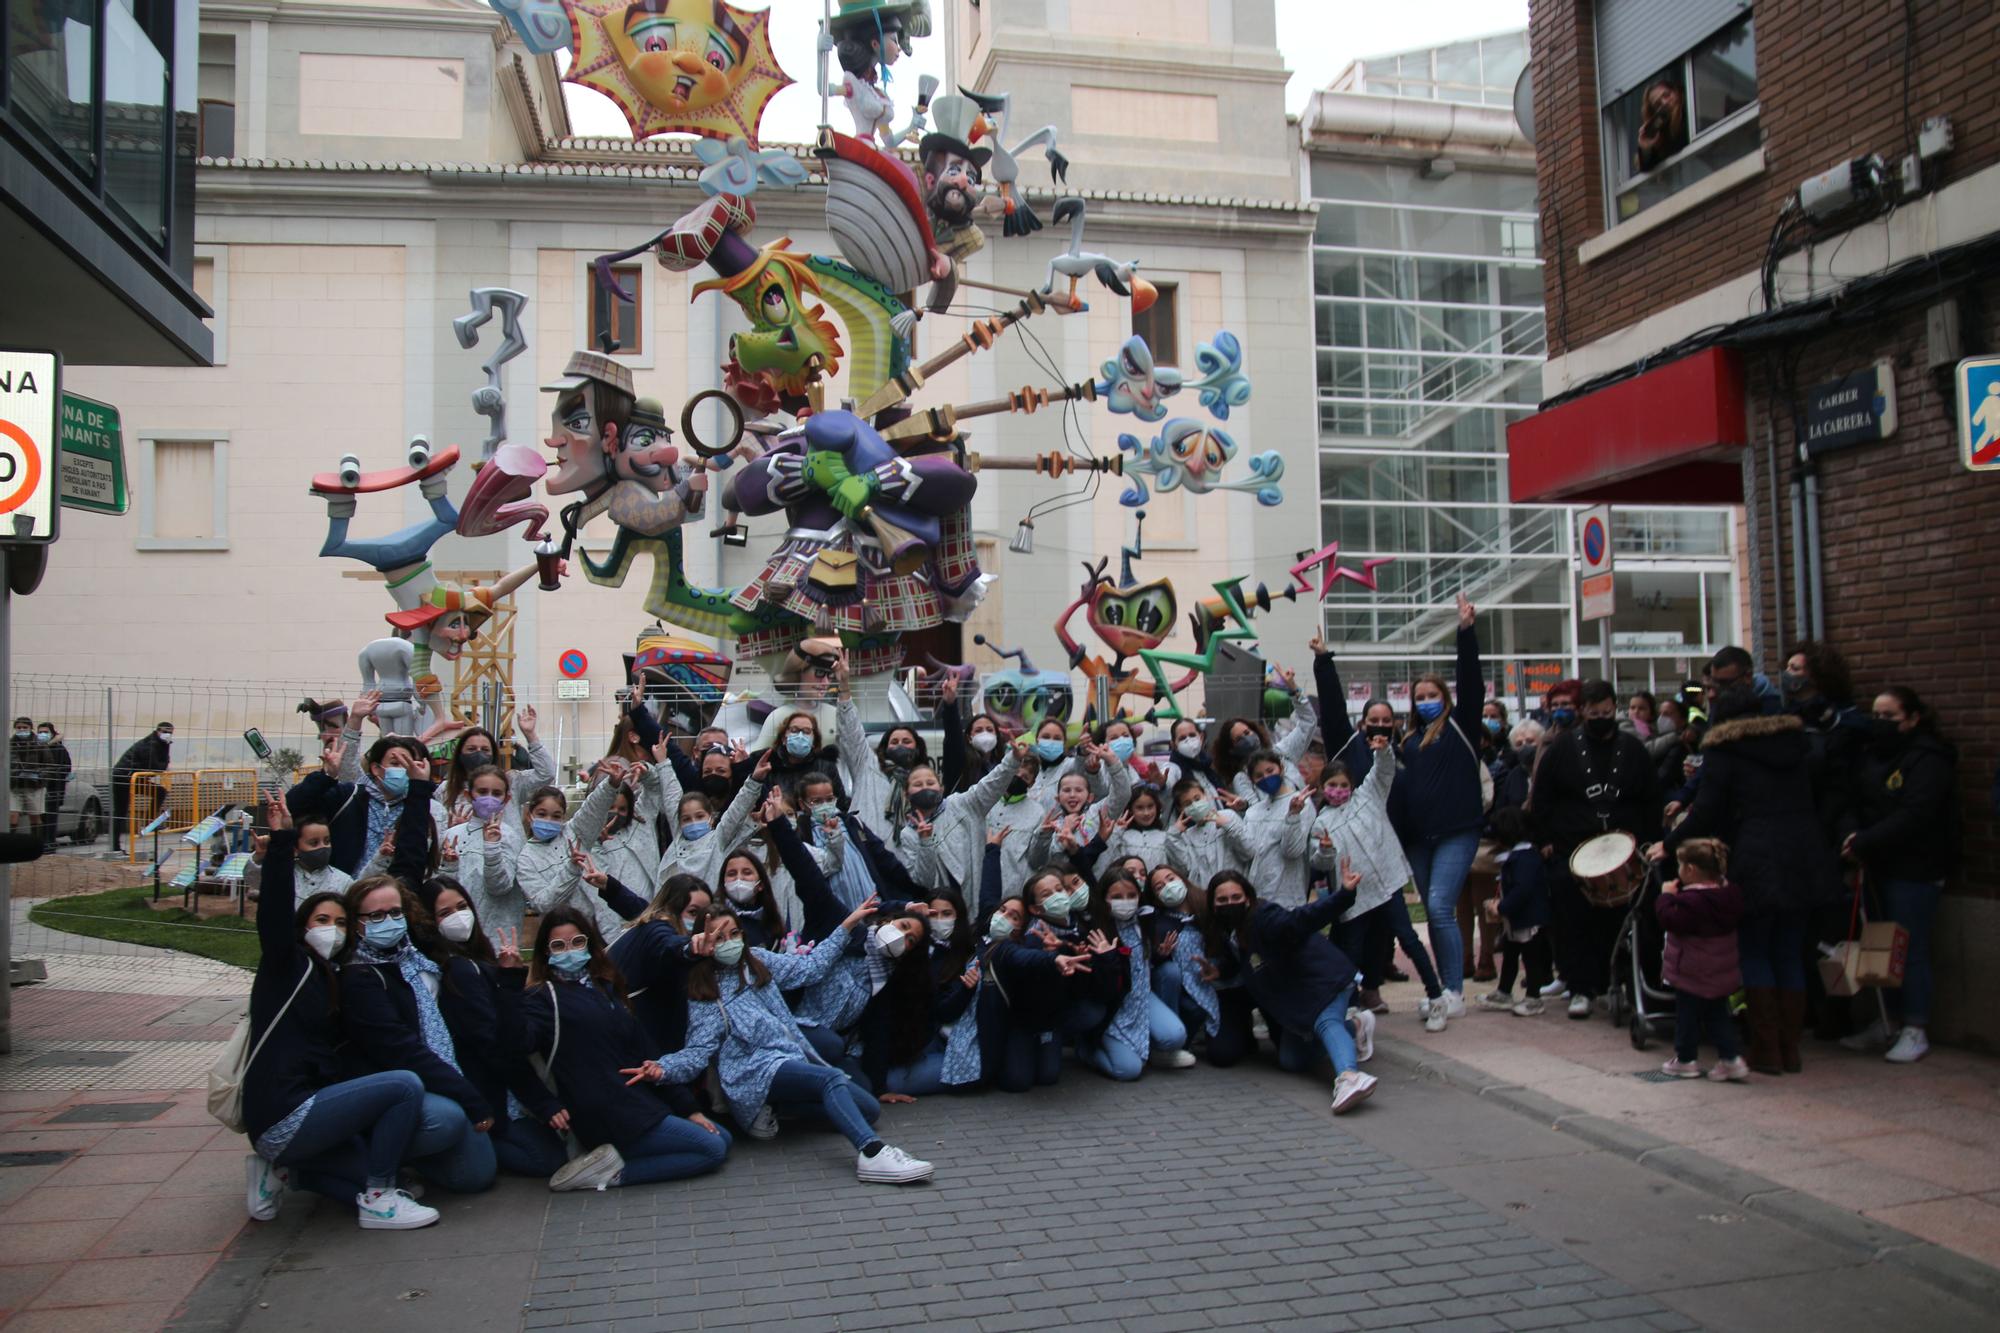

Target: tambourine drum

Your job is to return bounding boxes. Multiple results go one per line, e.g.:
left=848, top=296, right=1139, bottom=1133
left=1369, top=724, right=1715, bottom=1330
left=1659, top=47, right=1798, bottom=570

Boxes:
left=1569, top=831, right=1640, bottom=909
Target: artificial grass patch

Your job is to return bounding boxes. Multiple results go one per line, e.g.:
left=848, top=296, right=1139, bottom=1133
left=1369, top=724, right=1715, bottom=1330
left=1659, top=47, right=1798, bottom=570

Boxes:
left=29, top=886, right=260, bottom=971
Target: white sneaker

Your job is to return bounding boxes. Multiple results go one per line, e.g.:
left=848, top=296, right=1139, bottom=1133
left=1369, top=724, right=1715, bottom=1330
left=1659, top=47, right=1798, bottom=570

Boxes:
left=1252, top=1018, right=1270, bottom=1043
left=1511, top=997, right=1546, bottom=1017
left=1884, top=1027, right=1929, bottom=1064
left=1566, top=994, right=1592, bottom=1019
left=1416, top=995, right=1431, bottom=1018
left=1840, top=1017, right=1893, bottom=1052
left=1423, top=1006, right=1447, bottom=1033
left=745, top=1104, right=780, bottom=1140
left=1331, top=1070, right=1378, bottom=1115
left=857, top=1143, right=934, bottom=1184
left=245, top=1154, right=284, bottom=1222
left=1149, top=1048, right=1197, bottom=1069
left=1475, top=990, right=1516, bottom=1012
left=1540, top=978, right=1570, bottom=998
left=356, top=1187, right=440, bottom=1230
left=549, top=1143, right=625, bottom=1192
left=1350, top=1008, right=1376, bottom=1063
left=1444, top=990, right=1467, bottom=1018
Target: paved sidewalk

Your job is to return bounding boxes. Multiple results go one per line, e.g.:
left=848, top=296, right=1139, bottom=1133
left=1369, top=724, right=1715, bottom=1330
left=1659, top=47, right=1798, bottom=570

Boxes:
left=1373, top=970, right=2000, bottom=1272
left=1, top=904, right=249, bottom=1330
left=174, top=1058, right=1995, bottom=1333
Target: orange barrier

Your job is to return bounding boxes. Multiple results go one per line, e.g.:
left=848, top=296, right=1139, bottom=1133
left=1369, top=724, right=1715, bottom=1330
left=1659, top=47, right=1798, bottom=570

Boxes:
left=124, top=768, right=262, bottom=863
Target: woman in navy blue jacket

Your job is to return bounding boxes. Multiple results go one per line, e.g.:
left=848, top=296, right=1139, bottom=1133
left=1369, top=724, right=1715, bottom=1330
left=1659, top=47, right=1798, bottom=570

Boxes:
left=240, top=788, right=438, bottom=1232
left=974, top=837, right=1102, bottom=1092
left=1202, top=869, right=1379, bottom=1114
left=425, top=879, right=570, bottom=1179
left=606, top=873, right=710, bottom=1054
left=1391, top=593, right=1487, bottom=1010
left=519, top=908, right=732, bottom=1192
left=339, top=768, right=498, bottom=1196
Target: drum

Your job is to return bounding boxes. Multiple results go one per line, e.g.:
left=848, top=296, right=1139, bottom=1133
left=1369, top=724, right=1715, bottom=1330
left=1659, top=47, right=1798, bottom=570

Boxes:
left=1569, top=831, right=1640, bottom=909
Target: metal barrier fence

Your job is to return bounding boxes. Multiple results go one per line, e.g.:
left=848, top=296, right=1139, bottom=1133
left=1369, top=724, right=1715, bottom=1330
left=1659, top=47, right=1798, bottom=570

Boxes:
left=120, top=769, right=264, bottom=865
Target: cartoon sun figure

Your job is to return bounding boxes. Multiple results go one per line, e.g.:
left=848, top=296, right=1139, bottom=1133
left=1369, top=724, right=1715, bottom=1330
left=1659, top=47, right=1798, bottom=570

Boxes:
left=564, top=0, right=792, bottom=144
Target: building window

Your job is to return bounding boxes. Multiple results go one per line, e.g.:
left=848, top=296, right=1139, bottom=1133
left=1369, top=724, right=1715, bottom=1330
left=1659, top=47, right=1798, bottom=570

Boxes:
left=1598, top=6, right=1759, bottom=224
left=197, top=32, right=236, bottom=157
left=588, top=262, right=645, bottom=356
left=1131, top=281, right=1179, bottom=369
left=138, top=433, right=229, bottom=550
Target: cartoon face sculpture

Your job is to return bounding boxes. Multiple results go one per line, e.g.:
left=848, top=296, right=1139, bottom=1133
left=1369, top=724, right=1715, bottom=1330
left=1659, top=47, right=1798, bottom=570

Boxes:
left=1087, top=575, right=1178, bottom=660
left=697, top=246, right=845, bottom=403
left=611, top=0, right=750, bottom=115
left=981, top=671, right=1073, bottom=738
left=1098, top=336, right=1181, bottom=422
left=540, top=352, right=638, bottom=496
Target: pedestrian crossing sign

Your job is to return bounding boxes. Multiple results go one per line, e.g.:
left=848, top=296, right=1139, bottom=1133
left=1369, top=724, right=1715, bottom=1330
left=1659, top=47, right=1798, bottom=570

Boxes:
left=1958, top=356, right=2000, bottom=472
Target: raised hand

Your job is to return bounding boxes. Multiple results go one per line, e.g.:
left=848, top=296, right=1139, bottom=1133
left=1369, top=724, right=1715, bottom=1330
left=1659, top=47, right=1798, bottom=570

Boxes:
left=1340, top=855, right=1361, bottom=893
left=1457, top=591, right=1475, bottom=629
left=621, top=1060, right=666, bottom=1086
left=908, top=808, right=934, bottom=840
left=751, top=750, right=773, bottom=782
left=440, top=842, right=461, bottom=864
left=408, top=754, right=432, bottom=783
left=496, top=927, right=523, bottom=969
left=1288, top=791, right=1310, bottom=816
left=572, top=847, right=607, bottom=888
left=1053, top=953, right=1093, bottom=977
left=351, top=690, right=382, bottom=724
left=1085, top=929, right=1115, bottom=955
left=1310, top=633, right=1326, bottom=655
left=840, top=895, right=881, bottom=931
left=517, top=705, right=538, bottom=741
left=960, top=961, right=981, bottom=989
left=267, top=790, right=293, bottom=831
left=939, top=674, right=959, bottom=706
left=483, top=819, right=503, bottom=843
left=321, top=738, right=347, bottom=778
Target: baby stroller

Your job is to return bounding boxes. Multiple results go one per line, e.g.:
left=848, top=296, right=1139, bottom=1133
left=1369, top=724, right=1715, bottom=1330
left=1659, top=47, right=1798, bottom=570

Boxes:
left=1570, top=832, right=1677, bottom=1049
left=1609, top=859, right=1677, bottom=1049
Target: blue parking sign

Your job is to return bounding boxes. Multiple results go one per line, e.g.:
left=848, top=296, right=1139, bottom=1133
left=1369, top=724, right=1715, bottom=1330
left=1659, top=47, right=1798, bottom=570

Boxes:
left=1959, top=356, right=2000, bottom=472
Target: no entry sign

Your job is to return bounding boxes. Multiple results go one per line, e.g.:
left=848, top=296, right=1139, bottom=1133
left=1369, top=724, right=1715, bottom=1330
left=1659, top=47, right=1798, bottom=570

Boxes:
left=0, top=349, right=60, bottom=543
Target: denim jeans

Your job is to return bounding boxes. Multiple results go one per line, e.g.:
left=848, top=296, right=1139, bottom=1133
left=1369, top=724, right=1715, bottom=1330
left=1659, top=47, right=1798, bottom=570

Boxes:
left=1275, top=988, right=1359, bottom=1077
left=406, top=1093, right=497, bottom=1193
left=1881, top=879, right=1943, bottom=1026
left=884, top=1041, right=947, bottom=1097
left=1406, top=830, right=1481, bottom=993
left=766, top=1059, right=880, bottom=1150
left=1673, top=991, right=1740, bottom=1062
left=1738, top=909, right=1806, bottom=992
left=492, top=1117, right=569, bottom=1179
left=615, top=1115, right=731, bottom=1186
left=270, top=1069, right=425, bottom=1197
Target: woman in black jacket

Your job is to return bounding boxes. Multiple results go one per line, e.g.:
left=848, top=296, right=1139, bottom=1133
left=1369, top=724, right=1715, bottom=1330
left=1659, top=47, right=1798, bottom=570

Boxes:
left=1842, top=685, right=1959, bottom=1065
left=426, top=880, right=569, bottom=1178
left=520, top=908, right=732, bottom=1191
left=241, top=792, right=438, bottom=1232
left=1657, top=684, right=1837, bottom=1075
left=606, top=874, right=711, bottom=1054
left=1203, top=869, right=1377, bottom=1115
left=339, top=769, right=498, bottom=1196
left=974, top=840, right=1102, bottom=1092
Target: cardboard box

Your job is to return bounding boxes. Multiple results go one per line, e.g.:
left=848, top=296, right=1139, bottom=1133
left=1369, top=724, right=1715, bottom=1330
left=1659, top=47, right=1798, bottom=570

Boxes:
left=1819, top=941, right=1864, bottom=998
left=1855, top=922, right=1909, bottom=987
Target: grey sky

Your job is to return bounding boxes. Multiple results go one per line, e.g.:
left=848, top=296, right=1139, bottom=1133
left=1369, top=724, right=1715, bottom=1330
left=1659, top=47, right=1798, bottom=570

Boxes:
left=557, top=0, right=1529, bottom=143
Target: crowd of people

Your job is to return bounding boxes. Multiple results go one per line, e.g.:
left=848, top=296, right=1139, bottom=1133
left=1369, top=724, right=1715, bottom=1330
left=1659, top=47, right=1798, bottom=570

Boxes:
left=233, top=598, right=1961, bottom=1232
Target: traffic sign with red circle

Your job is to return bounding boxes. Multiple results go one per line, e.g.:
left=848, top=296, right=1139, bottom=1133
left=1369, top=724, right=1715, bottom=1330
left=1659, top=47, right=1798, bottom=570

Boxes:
left=558, top=649, right=588, bottom=678
left=0, top=349, right=60, bottom=544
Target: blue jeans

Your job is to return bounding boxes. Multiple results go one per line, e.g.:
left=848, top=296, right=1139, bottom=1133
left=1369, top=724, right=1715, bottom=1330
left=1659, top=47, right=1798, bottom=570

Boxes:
left=1674, top=991, right=1740, bottom=1063
left=405, top=1093, right=497, bottom=1193
left=1406, top=830, right=1481, bottom=993
left=270, top=1069, right=425, bottom=1197
left=1084, top=994, right=1189, bottom=1081
left=884, top=1041, right=947, bottom=1097
left=493, top=1117, right=568, bottom=1178
left=1153, top=961, right=1207, bottom=1033
left=1881, top=879, right=1942, bottom=1026
left=765, top=1059, right=880, bottom=1151
left=1275, top=989, right=1359, bottom=1077
left=1738, top=909, right=1806, bottom=991
left=616, top=1115, right=731, bottom=1186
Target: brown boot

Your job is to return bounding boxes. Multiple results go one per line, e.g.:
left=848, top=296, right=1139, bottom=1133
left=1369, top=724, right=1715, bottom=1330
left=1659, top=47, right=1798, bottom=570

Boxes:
left=1778, top=989, right=1805, bottom=1073
left=1743, top=987, right=1783, bottom=1075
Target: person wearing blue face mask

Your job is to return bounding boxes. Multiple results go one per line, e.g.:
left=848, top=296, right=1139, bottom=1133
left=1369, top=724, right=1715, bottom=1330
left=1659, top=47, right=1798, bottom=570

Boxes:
left=657, top=753, right=769, bottom=891
left=513, top=773, right=624, bottom=942
left=1390, top=593, right=1490, bottom=1023
left=336, top=735, right=450, bottom=875
left=518, top=909, right=732, bottom=1193
left=1238, top=750, right=1315, bottom=908
left=338, top=765, right=503, bottom=1202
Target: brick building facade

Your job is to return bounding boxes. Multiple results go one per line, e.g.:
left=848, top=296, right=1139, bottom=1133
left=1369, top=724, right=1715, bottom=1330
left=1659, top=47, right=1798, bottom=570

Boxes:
left=1512, top=0, right=2000, bottom=1045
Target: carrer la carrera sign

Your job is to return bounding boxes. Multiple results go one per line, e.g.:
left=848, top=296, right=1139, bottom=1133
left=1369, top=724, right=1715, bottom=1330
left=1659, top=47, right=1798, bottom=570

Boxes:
left=1801, top=360, right=1896, bottom=458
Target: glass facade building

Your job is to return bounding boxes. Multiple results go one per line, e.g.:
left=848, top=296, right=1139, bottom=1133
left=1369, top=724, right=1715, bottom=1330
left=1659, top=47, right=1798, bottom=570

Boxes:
left=1308, top=33, right=1739, bottom=712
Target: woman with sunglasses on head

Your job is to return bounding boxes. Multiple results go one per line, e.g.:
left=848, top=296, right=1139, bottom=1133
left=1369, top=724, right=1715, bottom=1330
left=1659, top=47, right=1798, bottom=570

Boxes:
left=238, top=790, right=439, bottom=1231
left=336, top=756, right=501, bottom=1199
left=517, top=908, right=732, bottom=1192
left=425, top=880, right=570, bottom=1179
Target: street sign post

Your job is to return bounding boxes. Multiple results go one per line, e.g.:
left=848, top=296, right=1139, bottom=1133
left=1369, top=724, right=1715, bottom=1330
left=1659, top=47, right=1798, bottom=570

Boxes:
left=558, top=648, right=588, bottom=678
left=1957, top=355, right=2000, bottom=472
left=58, top=391, right=127, bottom=514
left=0, top=349, right=60, bottom=544
left=1578, top=504, right=1614, bottom=684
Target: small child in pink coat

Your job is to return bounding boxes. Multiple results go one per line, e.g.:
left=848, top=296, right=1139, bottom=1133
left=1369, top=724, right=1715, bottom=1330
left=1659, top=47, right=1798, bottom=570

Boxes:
left=1654, top=837, right=1747, bottom=1082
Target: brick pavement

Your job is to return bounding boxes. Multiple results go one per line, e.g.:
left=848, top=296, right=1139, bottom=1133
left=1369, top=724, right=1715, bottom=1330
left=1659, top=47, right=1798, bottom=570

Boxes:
left=172, top=1052, right=1994, bottom=1333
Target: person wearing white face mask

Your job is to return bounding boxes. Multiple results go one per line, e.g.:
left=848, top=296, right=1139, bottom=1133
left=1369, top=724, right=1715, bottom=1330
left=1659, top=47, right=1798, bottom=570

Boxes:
left=426, top=883, right=570, bottom=1180
left=1164, top=778, right=1253, bottom=886
left=239, top=792, right=439, bottom=1232
left=1077, top=873, right=1193, bottom=1079
left=1145, top=866, right=1222, bottom=1053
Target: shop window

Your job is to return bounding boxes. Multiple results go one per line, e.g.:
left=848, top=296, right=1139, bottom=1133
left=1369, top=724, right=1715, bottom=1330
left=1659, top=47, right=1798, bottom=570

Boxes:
left=1597, top=5, right=1759, bottom=224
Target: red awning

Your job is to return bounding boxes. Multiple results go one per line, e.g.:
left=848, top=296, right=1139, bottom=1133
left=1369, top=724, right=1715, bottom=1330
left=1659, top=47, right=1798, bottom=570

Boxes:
left=1507, top=346, right=1748, bottom=504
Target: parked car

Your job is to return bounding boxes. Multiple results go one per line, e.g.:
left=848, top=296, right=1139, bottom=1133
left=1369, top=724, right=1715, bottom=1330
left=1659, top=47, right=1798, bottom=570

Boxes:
left=50, top=765, right=111, bottom=844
